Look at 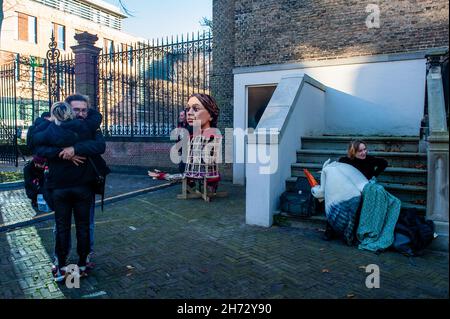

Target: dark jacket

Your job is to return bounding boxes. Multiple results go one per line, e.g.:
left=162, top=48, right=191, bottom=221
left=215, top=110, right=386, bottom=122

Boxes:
left=23, top=161, right=45, bottom=200
left=26, top=117, right=49, bottom=154
left=338, top=155, right=388, bottom=180
left=32, top=110, right=105, bottom=190
left=33, top=120, right=84, bottom=148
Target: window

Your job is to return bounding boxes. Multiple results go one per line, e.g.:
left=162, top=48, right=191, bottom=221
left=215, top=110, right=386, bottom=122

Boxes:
left=17, top=12, right=37, bottom=44
left=103, top=38, right=114, bottom=54
left=52, top=23, right=66, bottom=50
left=247, top=86, right=277, bottom=129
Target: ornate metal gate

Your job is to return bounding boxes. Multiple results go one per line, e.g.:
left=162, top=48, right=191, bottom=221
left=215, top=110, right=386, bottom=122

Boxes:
left=0, top=62, right=18, bottom=165
left=0, top=36, right=75, bottom=165
left=97, top=32, right=212, bottom=137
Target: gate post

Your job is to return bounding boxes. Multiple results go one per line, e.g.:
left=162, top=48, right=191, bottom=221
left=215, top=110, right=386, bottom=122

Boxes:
left=71, top=32, right=102, bottom=109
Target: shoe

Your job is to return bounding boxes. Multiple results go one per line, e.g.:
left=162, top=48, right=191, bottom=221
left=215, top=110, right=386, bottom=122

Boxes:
left=77, top=265, right=88, bottom=278
left=86, top=253, right=96, bottom=270
left=51, top=257, right=59, bottom=276
left=53, top=266, right=67, bottom=283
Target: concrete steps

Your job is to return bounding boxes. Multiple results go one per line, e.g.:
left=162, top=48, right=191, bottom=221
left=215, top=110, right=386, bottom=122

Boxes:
left=283, top=135, right=428, bottom=219
left=291, top=163, right=428, bottom=186
left=296, top=149, right=427, bottom=168
left=285, top=176, right=427, bottom=208
left=301, top=136, right=420, bottom=152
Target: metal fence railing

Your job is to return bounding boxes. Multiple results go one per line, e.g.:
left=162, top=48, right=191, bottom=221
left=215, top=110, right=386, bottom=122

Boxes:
left=0, top=63, right=18, bottom=165
left=97, top=32, right=212, bottom=138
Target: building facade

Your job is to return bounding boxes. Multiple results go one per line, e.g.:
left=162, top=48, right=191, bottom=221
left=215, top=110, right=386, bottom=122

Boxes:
left=212, top=0, right=449, bottom=184
left=0, top=0, right=144, bottom=64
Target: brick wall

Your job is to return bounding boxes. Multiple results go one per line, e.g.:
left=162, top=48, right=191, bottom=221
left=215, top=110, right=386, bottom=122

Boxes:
left=231, top=0, right=449, bottom=67
left=103, top=140, right=233, bottom=180
left=211, top=0, right=236, bottom=178
left=103, top=141, right=177, bottom=172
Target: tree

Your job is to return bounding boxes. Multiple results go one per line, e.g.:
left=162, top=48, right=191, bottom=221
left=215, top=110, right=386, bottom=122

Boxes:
left=200, top=17, right=212, bottom=30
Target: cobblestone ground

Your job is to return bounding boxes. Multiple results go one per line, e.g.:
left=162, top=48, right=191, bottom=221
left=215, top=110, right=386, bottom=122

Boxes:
left=0, top=182, right=448, bottom=299
left=0, top=189, right=37, bottom=227
left=0, top=173, right=167, bottom=229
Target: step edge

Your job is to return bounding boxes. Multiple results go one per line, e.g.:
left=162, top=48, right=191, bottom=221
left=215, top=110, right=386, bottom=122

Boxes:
left=301, top=136, right=420, bottom=141
left=291, top=163, right=427, bottom=173
left=297, top=150, right=427, bottom=157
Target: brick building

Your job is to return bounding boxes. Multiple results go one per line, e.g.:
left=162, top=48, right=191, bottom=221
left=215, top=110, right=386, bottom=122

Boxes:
left=0, top=0, right=144, bottom=64
left=212, top=0, right=448, bottom=182
left=211, top=0, right=448, bottom=235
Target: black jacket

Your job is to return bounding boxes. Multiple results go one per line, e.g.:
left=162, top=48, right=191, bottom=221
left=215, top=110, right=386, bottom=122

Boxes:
left=23, top=161, right=45, bottom=200
left=32, top=110, right=106, bottom=189
left=26, top=117, right=49, bottom=154
left=338, top=155, right=388, bottom=180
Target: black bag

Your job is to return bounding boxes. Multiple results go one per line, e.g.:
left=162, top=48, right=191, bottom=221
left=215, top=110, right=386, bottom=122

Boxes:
left=88, top=157, right=109, bottom=211
left=280, top=177, right=313, bottom=217
left=393, top=208, right=435, bottom=256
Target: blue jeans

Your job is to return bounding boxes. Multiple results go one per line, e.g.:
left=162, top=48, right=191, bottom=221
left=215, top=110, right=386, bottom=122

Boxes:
left=53, top=196, right=95, bottom=259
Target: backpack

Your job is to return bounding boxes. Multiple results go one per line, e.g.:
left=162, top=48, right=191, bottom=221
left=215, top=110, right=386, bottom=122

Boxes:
left=88, top=156, right=110, bottom=211
left=280, top=177, right=314, bottom=217
left=393, top=208, right=435, bottom=256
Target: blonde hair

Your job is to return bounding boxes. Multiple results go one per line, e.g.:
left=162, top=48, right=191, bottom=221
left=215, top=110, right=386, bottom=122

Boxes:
left=347, top=139, right=367, bottom=159
left=51, top=102, right=74, bottom=123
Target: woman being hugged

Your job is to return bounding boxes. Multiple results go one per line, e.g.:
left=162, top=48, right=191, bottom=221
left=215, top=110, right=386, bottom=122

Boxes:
left=33, top=102, right=97, bottom=281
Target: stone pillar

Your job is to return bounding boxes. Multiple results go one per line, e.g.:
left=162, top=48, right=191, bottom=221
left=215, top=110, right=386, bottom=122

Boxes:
left=427, top=133, right=449, bottom=223
left=71, top=32, right=102, bottom=109
left=425, top=53, right=449, bottom=251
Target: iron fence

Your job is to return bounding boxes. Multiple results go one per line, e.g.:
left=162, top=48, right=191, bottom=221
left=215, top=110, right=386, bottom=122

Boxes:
left=0, top=63, right=18, bottom=165
left=15, top=53, right=75, bottom=130
left=97, top=32, right=212, bottom=137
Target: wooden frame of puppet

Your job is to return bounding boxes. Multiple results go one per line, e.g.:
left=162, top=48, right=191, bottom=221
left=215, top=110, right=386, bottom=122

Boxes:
left=177, top=130, right=227, bottom=202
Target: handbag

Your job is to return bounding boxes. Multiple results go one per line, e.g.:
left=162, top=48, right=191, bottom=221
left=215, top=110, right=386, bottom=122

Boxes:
left=88, top=157, right=106, bottom=211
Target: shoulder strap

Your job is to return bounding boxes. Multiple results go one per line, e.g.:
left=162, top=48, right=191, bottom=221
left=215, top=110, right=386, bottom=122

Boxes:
left=88, top=157, right=105, bottom=212
left=88, top=157, right=101, bottom=176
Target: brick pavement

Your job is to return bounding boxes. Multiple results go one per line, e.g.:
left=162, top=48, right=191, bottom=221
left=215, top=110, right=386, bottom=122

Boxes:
left=0, top=182, right=448, bottom=299
left=0, top=173, right=168, bottom=230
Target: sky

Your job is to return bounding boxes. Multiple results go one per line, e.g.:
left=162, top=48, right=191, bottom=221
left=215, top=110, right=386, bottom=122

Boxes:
left=103, top=0, right=212, bottom=41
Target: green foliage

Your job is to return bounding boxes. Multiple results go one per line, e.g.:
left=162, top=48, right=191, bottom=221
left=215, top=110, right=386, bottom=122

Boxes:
left=0, top=171, right=24, bottom=183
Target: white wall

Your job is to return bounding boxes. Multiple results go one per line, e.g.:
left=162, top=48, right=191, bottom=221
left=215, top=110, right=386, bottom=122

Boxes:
left=245, top=75, right=326, bottom=227
left=233, top=58, right=427, bottom=184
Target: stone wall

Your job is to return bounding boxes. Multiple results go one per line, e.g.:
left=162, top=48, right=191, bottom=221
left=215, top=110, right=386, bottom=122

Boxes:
left=211, top=0, right=236, bottom=178
left=103, top=140, right=176, bottom=172
left=231, top=0, right=449, bottom=67
left=211, top=0, right=235, bottom=132
left=103, top=140, right=233, bottom=180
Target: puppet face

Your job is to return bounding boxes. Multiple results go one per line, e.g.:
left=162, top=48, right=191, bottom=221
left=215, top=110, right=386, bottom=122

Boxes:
left=185, top=96, right=212, bottom=129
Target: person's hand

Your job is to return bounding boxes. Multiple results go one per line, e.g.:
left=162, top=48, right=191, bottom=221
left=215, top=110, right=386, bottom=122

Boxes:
left=71, top=155, right=86, bottom=166
left=59, top=147, right=75, bottom=160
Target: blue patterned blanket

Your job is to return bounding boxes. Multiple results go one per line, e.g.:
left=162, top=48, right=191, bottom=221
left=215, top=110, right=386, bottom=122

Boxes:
left=357, top=181, right=401, bottom=252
